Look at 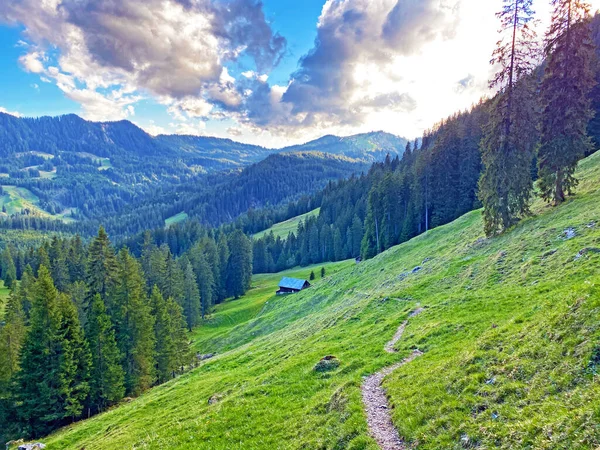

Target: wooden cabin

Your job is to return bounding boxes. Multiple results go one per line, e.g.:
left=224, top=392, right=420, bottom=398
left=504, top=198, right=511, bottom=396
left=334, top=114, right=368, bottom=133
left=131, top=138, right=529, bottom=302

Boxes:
left=276, top=277, right=311, bottom=295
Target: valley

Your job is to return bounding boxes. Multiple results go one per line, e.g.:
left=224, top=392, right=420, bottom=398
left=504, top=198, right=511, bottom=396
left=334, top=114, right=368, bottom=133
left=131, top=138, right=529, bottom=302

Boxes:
left=38, top=149, right=600, bottom=450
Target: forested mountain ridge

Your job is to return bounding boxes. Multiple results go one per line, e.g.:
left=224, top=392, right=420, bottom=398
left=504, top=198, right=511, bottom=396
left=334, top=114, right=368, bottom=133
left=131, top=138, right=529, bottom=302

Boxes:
left=281, top=131, right=408, bottom=162
left=0, top=112, right=406, bottom=234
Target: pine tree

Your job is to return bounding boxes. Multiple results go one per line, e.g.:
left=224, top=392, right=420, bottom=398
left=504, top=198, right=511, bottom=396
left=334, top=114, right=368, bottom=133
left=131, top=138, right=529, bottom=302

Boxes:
left=110, top=249, right=155, bottom=396
left=320, top=267, right=326, bottom=278
left=182, top=262, right=201, bottom=330
left=0, top=287, right=26, bottom=394
left=1, top=247, right=17, bottom=289
left=86, top=294, right=125, bottom=413
left=56, top=294, right=91, bottom=421
left=309, top=271, right=315, bottom=281
left=86, top=226, right=118, bottom=304
left=226, top=230, right=252, bottom=298
left=16, top=266, right=64, bottom=436
left=538, top=0, right=597, bottom=204
left=216, top=234, right=230, bottom=302
left=150, top=287, right=174, bottom=384
left=166, top=298, right=192, bottom=374
left=478, top=0, right=539, bottom=235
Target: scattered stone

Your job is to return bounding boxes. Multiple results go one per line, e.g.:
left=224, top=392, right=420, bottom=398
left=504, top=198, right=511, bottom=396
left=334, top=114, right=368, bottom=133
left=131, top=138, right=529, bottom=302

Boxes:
left=497, top=250, right=507, bottom=259
left=197, top=353, right=215, bottom=361
left=574, top=248, right=600, bottom=261
left=492, top=323, right=498, bottom=329
left=313, top=355, right=340, bottom=372
left=17, top=444, right=46, bottom=450
left=422, top=257, right=432, bottom=264
left=491, top=412, right=499, bottom=420
left=397, top=272, right=409, bottom=282
left=411, top=266, right=422, bottom=274
left=485, top=377, right=496, bottom=385
left=542, top=249, right=558, bottom=258
left=208, top=393, right=223, bottom=405
left=563, top=228, right=576, bottom=240
left=587, top=221, right=596, bottom=229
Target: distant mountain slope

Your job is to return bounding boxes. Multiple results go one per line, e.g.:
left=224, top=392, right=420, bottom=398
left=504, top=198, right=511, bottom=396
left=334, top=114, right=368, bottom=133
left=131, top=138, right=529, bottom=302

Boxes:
left=104, top=151, right=370, bottom=240
left=281, top=131, right=408, bottom=162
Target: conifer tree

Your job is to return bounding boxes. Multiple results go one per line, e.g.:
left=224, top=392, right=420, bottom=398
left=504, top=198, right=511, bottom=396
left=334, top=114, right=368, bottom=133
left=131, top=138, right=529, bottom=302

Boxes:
left=86, top=294, right=125, bottom=412
left=0, top=287, right=26, bottom=394
left=1, top=247, right=17, bottom=289
left=166, top=298, right=192, bottom=374
left=216, top=234, right=230, bottom=302
left=150, top=287, right=174, bottom=384
left=86, top=226, right=118, bottom=303
left=16, top=266, right=64, bottom=436
left=226, top=230, right=252, bottom=298
left=538, top=0, right=596, bottom=204
left=56, top=294, right=91, bottom=421
left=478, top=0, right=539, bottom=235
left=110, top=249, right=155, bottom=396
left=183, top=261, right=201, bottom=328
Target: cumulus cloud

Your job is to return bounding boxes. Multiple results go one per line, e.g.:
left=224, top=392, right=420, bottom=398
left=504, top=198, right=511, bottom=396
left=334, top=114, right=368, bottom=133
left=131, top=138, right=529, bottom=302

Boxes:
left=0, top=107, right=22, bottom=117
left=1, top=0, right=286, bottom=121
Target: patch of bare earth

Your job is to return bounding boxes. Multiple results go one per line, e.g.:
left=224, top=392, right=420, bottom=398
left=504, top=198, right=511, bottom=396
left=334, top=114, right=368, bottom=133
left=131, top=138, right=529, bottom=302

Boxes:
left=362, top=308, right=424, bottom=450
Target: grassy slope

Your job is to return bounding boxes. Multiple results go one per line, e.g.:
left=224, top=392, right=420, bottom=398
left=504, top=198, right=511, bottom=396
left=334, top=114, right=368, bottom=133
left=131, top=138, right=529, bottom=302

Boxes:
left=252, top=208, right=321, bottom=240
left=46, top=153, right=600, bottom=449
left=0, top=186, right=74, bottom=222
left=165, top=212, right=189, bottom=227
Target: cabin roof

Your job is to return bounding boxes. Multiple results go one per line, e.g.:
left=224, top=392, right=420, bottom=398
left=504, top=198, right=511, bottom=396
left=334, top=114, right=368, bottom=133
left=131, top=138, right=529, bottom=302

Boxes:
left=278, top=277, right=309, bottom=290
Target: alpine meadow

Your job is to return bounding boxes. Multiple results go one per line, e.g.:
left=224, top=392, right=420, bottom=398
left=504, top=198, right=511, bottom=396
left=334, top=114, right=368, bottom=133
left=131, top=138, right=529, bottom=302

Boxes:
left=1, top=0, right=600, bottom=449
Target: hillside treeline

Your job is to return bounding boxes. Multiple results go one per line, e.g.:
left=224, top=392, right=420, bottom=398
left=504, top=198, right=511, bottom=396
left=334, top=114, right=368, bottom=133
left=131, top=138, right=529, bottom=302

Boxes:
left=0, top=226, right=252, bottom=441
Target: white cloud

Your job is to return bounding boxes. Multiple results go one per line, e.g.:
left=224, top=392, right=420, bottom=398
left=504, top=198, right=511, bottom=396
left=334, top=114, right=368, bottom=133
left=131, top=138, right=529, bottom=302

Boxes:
left=0, top=107, right=22, bottom=117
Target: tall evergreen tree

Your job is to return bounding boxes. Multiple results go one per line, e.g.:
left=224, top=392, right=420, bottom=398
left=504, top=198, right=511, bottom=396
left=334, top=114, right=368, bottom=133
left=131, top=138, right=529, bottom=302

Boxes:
left=182, top=262, right=201, bottom=330
left=226, top=230, right=252, bottom=299
left=478, top=0, right=539, bottom=235
left=538, top=0, right=597, bottom=204
left=110, top=249, right=155, bottom=396
left=86, top=294, right=125, bottom=413
left=0, top=287, right=26, bottom=394
left=56, top=294, right=91, bottom=422
left=16, top=266, right=64, bottom=436
left=1, top=247, right=17, bottom=289
left=166, top=298, right=192, bottom=374
left=150, top=287, right=174, bottom=384
left=86, top=227, right=118, bottom=304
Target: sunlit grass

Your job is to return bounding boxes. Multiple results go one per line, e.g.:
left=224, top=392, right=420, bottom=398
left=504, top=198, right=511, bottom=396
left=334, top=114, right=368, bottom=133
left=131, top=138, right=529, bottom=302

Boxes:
left=252, top=208, right=321, bottom=240
left=45, top=151, right=600, bottom=449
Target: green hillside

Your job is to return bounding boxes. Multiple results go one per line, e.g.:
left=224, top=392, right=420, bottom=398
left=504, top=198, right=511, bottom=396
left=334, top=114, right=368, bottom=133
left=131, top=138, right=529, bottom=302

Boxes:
left=44, top=152, right=600, bottom=449
left=0, top=186, right=75, bottom=222
left=252, top=208, right=321, bottom=240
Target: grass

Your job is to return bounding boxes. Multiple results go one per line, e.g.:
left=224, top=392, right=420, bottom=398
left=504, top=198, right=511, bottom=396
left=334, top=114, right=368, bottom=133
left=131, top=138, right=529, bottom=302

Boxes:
left=192, top=260, right=354, bottom=354
left=252, top=208, right=321, bottom=240
left=44, top=151, right=600, bottom=449
left=165, top=212, right=189, bottom=227
left=0, top=186, right=74, bottom=222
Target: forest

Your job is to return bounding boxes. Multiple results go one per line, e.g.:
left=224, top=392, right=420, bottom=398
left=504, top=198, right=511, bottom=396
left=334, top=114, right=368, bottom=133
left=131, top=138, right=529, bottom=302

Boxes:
left=0, top=226, right=252, bottom=441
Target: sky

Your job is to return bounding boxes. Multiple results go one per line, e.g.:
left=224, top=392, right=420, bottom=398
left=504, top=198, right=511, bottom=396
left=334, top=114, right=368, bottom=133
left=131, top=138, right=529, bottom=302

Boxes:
left=1, top=0, right=599, bottom=148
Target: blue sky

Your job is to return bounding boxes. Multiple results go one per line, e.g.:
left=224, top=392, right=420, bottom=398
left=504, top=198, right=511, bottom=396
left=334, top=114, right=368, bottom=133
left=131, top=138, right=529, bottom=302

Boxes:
left=1, top=0, right=598, bottom=147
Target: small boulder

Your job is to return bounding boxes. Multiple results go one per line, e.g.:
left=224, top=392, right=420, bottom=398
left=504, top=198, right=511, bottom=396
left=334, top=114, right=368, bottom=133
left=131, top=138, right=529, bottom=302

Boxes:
left=313, top=355, right=340, bottom=372
left=411, top=266, right=422, bottom=274
left=563, top=228, right=576, bottom=240
left=574, top=247, right=600, bottom=261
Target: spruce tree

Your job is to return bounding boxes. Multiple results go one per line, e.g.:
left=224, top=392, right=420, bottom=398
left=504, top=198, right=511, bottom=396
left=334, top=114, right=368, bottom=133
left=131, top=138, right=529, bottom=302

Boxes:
left=0, top=287, right=26, bottom=394
left=166, top=298, right=192, bottom=374
left=538, top=0, right=596, bottom=205
left=56, top=294, right=91, bottom=421
left=86, top=294, right=125, bottom=413
left=16, top=266, right=64, bottom=436
left=478, top=0, right=539, bottom=235
left=183, top=261, right=201, bottom=329
left=150, top=287, right=174, bottom=384
left=86, top=226, right=118, bottom=304
left=1, top=247, right=17, bottom=289
left=110, top=249, right=155, bottom=396
left=226, top=230, right=252, bottom=299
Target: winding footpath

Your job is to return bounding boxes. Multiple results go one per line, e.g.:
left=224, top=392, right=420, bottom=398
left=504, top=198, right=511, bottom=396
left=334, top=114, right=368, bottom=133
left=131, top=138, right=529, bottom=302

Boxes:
left=362, top=308, right=424, bottom=450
